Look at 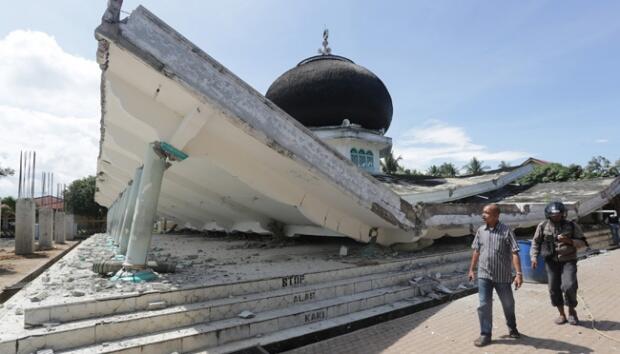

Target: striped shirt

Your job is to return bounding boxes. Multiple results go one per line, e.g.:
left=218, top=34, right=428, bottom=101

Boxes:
left=471, top=222, right=520, bottom=283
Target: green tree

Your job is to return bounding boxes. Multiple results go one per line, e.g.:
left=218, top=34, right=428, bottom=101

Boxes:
left=583, top=156, right=619, bottom=178
left=438, top=162, right=459, bottom=177
left=381, top=149, right=403, bottom=175
left=519, top=163, right=575, bottom=184
left=426, top=165, right=440, bottom=176
left=64, top=176, right=107, bottom=217
left=462, top=157, right=489, bottom=175
left=498, top=161, right=511, bottom=169
left=0, top=165, right=14, bottom=177
left=1, top=196, right=16, bottom=213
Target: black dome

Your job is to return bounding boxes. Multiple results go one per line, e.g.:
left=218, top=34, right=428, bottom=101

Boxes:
left=266, top=55, right=393, bottom=131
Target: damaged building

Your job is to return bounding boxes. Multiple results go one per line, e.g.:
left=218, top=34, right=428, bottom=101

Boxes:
left=0, top=2, right=618, bottom=353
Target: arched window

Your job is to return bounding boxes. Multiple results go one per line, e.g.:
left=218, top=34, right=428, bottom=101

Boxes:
left=350, top=148, right=359, bottom=166
left=350, top=148, right=375, bottom=171
left=365, top=151, right=374, bottom=170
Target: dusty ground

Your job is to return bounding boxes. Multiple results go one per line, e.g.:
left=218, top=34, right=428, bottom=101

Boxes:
left=0, top=239, right=77, bottom=294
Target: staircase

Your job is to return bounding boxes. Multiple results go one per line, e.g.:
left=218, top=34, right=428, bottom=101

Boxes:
left=1, top=250, right=474, bottom=354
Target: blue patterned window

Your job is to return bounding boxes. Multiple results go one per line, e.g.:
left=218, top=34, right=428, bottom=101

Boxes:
left=350, top=148, right=360, bottom=166
left=350, top=148, right=374, bottom=171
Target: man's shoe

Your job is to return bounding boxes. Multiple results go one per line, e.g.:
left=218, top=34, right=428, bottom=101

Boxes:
left=568, top=315, right=579, bottom=325
left=555, top=316, right=567, bottom=325
left=474, top=335, right=491, bottom=347
left=508, top=329, right=521, bottom=339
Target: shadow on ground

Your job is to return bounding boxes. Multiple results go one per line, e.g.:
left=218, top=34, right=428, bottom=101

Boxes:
left=494, top=334, right=593, bottom=353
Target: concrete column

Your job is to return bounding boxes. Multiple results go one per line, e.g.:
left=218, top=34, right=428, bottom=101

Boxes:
left=15, top=199, right=36, bottom=255
left=114, top=190, right=128, bottom=245
left=54, top=211, right=66, bottom=244
left=65, top=213, right=75, bottom=241
left=106, top=202, right=114, bottom=234
left=124, top=143, right=166, bottom=269
left=38, top=207, right=54, bottom=250
left=120, top=167, right=143, bottom=255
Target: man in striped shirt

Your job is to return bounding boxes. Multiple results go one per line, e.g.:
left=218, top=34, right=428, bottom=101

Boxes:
left=468, top=203, right=523, bottom=347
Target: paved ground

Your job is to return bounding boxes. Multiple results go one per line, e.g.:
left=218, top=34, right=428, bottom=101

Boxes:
left=286, top=249, right=620, bottom=354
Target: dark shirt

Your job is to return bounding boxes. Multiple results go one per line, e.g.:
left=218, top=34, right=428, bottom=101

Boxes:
left=530, top=220, right=586, bottom=262
left=609, top=214, right=619, bottom=224
left=471, top=222, right=519, bottom=283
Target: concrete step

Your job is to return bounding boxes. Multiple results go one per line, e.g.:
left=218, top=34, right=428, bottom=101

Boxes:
left=190, top=296, right=459, bottom=354
left=60, top=274, right=467, bottom=354
left=10, top=265, right=465, bottom=353
left=23, top=250, right=472, bottom=326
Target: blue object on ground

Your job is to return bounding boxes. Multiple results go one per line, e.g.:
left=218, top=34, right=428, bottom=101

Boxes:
left=518, top=240, right=548, bottom=283
left=111, top=269, right=158, bottom=283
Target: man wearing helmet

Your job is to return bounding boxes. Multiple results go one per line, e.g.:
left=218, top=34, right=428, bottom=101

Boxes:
left=530, top=201, right=587, bottom=325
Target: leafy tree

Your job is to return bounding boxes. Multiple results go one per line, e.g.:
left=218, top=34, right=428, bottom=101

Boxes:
left=426, top=165, right=440, bottom=176
left=381, top=149, right=403, bottom=175
left=438, top=162, right=459, bottom=177
left=0, top=165, right=14, bottom=177
left=1, top=196, right=16, bottom=213
left=405, top=169, right=423, bottom=176
left=498, top=161, right=511, bottom=169
left=582, top=156, right=619, bottom=178
left=566, top=164, right=583, bottom=180
left=462, top=157, right=489, bottom=175
left=64, top=176, right=107, bottom=217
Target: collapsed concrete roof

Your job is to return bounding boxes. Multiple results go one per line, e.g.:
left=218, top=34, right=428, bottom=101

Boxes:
left=93, top=4, right=620, bottom=248
left=94, top=5, right=423, bottom=245
left=419, top=177, right=620, bottom=240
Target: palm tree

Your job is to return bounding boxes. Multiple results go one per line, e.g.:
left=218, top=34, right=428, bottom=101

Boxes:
left=463, top=157, right=489, bottom=175
left=381, top=149, right=402, bottom=175
left=498, top=161, right=511, bottom=169
left=426, top=165, right=440, bottom=176
left=438, top=162, right=458, bottom=177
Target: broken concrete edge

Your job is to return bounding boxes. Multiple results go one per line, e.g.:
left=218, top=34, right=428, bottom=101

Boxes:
left=251, top=287, right=478, bottom=354
left=93, top=4, right=418, bottom=231
left=0, top=241, right=81, bottom=304
left=22, top=246, right=472, bottom=323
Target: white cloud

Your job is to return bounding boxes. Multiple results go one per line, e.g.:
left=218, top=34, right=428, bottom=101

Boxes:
left=595, top=139, right=608, bottom=144
left=0, top=30, right=100, bottom=198
left=393, top=120, right=530, bottom=172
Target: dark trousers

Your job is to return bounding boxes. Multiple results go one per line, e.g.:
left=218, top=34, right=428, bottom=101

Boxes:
left=477, top=278, right=517, bottom=336
left=545, top=259, right=578, bottom=307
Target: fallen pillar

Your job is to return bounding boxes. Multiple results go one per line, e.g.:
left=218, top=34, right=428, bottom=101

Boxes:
left=15, top=198, right=36, bottom=255
left=124, top=142, right=166, bottom=269
left=120, top=167, right=143, bottom=255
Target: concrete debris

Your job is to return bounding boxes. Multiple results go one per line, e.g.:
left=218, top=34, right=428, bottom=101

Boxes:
left=238, top=310, right=256, bottom=319
left=15, top=307, right=23, bottom=315
left=434, top=272, right=442, bottom=279
left=71, top=290, right=85, bottom=297
left=36, top=349, right=54, bottom=354
left=427, top=292, right=442, bottom=300
left=339, top=245, right=348, bottom=257
left=30, top=291, right=48, bottom=302
left=435, top=284, right=453, bottom=294
left=457, top=283, right=469, bottom=290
